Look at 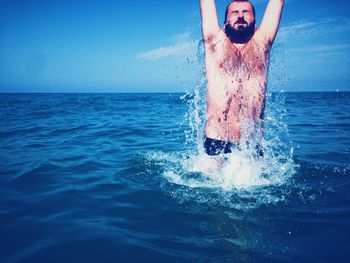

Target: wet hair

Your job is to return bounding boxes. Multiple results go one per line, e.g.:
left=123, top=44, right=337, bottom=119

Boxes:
left=224, top=0, right=256, bottom=24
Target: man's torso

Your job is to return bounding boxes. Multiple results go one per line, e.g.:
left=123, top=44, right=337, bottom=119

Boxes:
left=204, top=30, right=270, bottom=142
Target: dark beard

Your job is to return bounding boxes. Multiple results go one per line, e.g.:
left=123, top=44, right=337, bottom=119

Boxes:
left=224, top=20, right=256, bottom=44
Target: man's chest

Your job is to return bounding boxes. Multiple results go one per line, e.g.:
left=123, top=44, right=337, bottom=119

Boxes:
left=207, top=38, right=269, bottom=76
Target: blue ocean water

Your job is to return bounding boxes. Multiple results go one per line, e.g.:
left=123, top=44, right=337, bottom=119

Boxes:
left=0, top=92, right=349, bottom=263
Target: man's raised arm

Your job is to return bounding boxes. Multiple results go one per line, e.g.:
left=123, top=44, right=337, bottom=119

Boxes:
left=200, top=0, right=221, bottom=41
left=258, top=0, right=284, bottom=45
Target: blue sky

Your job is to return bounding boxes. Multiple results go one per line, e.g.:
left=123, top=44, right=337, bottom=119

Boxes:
left=0, top=0, right=349, bottom=92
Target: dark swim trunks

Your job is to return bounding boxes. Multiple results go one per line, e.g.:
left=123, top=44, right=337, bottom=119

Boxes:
left=204, top=137, right=238, bottom=155
left=204, top=137, right=264, bottom=157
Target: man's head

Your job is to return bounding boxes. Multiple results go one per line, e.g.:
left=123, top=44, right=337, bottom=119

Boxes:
left=224, top=0, right=256, bottom=44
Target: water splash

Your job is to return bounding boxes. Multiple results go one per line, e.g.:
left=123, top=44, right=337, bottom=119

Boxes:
left=142, top=41, right=296, bottom=209
left=142, top=150, right=293, bottom=211
left=181, top=40, right=207, bottom=153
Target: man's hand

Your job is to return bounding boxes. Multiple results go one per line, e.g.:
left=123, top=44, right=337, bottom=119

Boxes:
left=258, top=0, right=284, bottom=45
left=200, top=0, right=221, bottom=41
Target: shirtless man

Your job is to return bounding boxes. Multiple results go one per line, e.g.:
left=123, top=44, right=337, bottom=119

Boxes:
left=200, top=0, right=284, bottom=156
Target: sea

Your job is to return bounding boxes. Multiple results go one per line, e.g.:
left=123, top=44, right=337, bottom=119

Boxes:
left=0, top=91, right=349, bottom=263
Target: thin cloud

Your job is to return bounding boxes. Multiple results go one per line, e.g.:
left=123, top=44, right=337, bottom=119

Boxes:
left=315, top=51, right=350, bottom=57
left=288, top=44, right=350, bottom=53
left=137, top=32, right=198, bottom=60
left=137, top=42, right=198, bottom=60
left=278, top=17, right=350, bottom=41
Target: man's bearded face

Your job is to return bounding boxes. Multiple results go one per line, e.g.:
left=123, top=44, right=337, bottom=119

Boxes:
left=224, top=17, right=256, bottom=44
left=224, top=2, right=256, bottom=44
